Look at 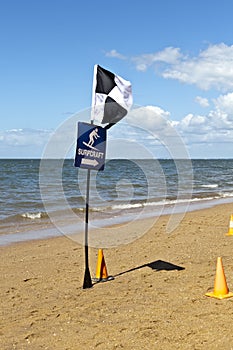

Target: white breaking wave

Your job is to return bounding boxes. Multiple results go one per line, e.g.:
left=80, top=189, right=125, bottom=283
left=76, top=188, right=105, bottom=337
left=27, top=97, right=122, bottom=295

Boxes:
left=90, top=192, right=233, bottom=213
left=200, top=184, right=218, bottom=188
left=221, top=192, right=233, bottom=198
left=21, top=212, right=42, bottom=219
left=112, top=203, right=143, bottom=210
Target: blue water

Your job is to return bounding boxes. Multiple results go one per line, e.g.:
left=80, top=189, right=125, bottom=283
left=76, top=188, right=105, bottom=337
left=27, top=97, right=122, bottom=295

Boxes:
left=1, top=158, right=233, bottom=244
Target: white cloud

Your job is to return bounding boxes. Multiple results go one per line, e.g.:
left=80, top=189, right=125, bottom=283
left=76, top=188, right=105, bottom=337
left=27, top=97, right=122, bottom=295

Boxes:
left=162, top=43, right=233, bottom=91
left=195, top=96, right=209, bottom=108
left=105, top=49, right=126, bottom=60
left=213, top=92, right=233, bottom=119
left=2, top=93, right=233, bottom=159
left=174, top=92, right=233, bottom=148
left=127, top=105, right=170, bottom=131
left=108, top=106, right=190, bottom=159
left=160, top=43, right=233, bottom=91
left=111, top=97, right=233, bottom=158
left=109, top=43, right=233, bottom=92
left=178, top=114, right=208, bottom=134
left=0, top=129, right=53, bottom=157
left=132, top=47, right=182, bottom=72
left=0, top=128, right=52, bottom=146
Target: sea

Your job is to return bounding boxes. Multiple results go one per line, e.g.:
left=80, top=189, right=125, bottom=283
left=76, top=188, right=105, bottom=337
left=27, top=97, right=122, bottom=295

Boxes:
left=1, top=158, right=233, bottom=246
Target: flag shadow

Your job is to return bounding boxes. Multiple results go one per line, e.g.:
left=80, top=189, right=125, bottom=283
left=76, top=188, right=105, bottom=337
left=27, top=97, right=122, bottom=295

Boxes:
left=114, top=259, right=185, bottom=278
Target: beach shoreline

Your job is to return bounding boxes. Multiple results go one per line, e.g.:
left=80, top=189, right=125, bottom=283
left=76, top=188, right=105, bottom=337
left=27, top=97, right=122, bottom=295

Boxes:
left=1, top=196, right=233, bottom=248
left=1, top=201, right=233, bottom=349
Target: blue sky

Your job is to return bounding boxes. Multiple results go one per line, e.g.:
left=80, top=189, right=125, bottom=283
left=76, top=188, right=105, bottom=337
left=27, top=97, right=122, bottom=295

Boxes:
left=1, top=0, right=233, bottom=158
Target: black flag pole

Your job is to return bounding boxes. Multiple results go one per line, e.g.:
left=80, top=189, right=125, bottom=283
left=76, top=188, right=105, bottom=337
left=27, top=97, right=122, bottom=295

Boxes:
left=82, top=118, right=95, bottom=289
left=83, top=168, right=93, bottom=289
left=78, top=64, right=132, bottom=289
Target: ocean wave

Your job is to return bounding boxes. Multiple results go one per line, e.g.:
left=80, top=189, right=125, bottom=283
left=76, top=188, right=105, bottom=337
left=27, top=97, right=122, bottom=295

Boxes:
left=1, top=191, right=233, bottom=226
left=0, top=211, right=49, bottom=224
left=221, top=192, right=233, bottom=198
left=200, top=184, right=219, bottom=188
left=88, top=192, right=233, bottom=212
left=21, top=212, right=43, bottom=219
left=112, top=203, right=143, bottom=210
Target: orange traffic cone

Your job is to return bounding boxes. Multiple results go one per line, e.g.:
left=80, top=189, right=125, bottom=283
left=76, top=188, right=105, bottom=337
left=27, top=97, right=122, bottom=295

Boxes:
left=93, top=249, right=114, bottom=283
left=226, top=214, right=233, bottom=236
left=205, top=257, right=233, bottom=299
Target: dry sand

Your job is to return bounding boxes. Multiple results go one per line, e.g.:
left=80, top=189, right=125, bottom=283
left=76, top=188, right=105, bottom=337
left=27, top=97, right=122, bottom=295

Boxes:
left=1, top=202, right=233, bottom=349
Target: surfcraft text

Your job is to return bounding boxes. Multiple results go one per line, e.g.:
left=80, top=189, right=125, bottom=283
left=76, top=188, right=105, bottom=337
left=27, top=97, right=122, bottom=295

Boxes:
left=77, top=148, right=104, bottom=159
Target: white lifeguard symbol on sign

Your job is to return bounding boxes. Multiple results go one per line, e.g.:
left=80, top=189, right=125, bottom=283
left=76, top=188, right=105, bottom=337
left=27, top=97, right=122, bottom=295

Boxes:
left=83, top=128, right=100, bottom=150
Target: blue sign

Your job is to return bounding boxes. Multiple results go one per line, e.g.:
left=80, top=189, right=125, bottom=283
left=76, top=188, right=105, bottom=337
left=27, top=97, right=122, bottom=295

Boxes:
left=74, top=122, right=107, bottom=171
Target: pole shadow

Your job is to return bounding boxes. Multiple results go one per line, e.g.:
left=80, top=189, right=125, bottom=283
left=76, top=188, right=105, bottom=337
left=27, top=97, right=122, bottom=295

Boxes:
left=114, top=259, right=185, bottom=278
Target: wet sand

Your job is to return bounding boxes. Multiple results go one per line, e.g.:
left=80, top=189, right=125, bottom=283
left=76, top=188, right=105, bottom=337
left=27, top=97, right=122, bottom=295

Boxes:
left=1, top=202, right=233, bottom=349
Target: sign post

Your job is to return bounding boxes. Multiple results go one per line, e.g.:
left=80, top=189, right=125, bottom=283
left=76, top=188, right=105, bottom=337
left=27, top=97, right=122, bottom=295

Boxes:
left=75, top=122, right=107, bottom=288
left=74, top=64, right=132, bottom=289
left=83, top=168, right=92, bottom=289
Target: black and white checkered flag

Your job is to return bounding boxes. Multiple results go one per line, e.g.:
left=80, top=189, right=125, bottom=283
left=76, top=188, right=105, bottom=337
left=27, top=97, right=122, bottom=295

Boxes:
left=91, top=65, right=133, bottom=127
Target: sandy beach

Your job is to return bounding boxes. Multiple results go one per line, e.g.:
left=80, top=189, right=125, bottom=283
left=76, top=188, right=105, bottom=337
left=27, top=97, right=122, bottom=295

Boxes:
left=1, top=202, right=233, bottom=349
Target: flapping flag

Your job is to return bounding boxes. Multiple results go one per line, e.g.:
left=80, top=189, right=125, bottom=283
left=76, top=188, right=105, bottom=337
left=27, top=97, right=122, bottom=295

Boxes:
left=91, top=65, right=133, bottom=127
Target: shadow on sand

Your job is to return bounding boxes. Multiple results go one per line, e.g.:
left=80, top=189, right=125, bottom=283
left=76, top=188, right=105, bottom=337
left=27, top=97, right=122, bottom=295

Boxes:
left=114, top=259, right=185, bottom=278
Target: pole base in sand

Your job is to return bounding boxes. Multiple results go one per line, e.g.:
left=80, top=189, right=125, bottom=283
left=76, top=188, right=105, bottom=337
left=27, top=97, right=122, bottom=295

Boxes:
left=83, top=267, right=93, bottom=289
